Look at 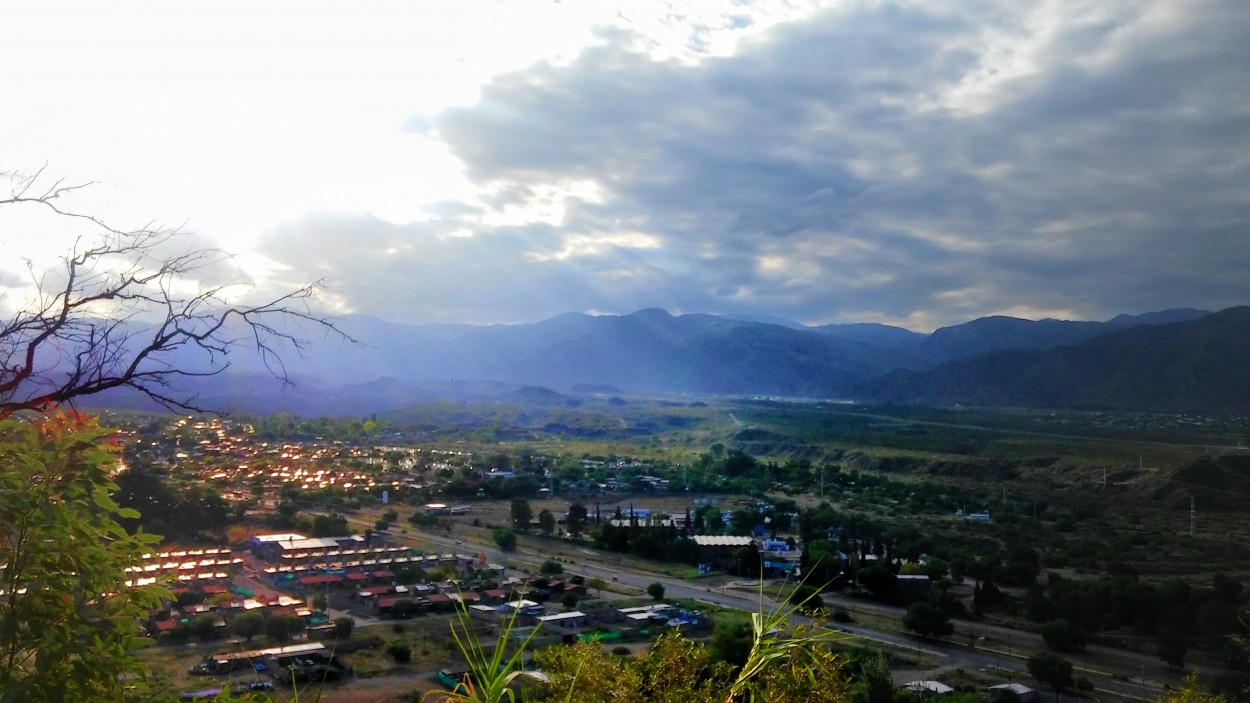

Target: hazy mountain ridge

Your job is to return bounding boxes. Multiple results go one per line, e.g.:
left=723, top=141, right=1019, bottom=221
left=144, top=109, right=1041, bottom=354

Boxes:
left=82, top=306, right=1244, bottom=415
left=855, top=307, right=1249, bottom=412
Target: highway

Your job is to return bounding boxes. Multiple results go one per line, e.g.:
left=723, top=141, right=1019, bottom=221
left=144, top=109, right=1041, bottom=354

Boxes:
left=343, top=513, right=1189, bottom=701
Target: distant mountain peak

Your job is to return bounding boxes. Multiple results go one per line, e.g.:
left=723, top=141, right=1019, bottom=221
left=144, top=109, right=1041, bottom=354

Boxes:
left=1105, top=308, right=1212, bottom=326
left=626, top=307, right=675, bottom=320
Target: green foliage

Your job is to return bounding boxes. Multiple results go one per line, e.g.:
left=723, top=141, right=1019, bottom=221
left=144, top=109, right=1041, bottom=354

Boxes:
left=710, top=623, right=754, bottom=668
left=112, top=464, right=177, bottom=534
left=566, top=503, right=589, bottom=538
left=0, top=412, right=167, bottom=703
left=858, top=652, right=894, bottom=703
left=538, top=508, right=556, bottom=535
left=1040, top=618, right=1091, bottom=653
left=431, top=597, right=542, bottom=703
left=387, top=642, right=412, bottom=664
left=493, top=527, right=518, bottom=552
left=857, top=564, right=897, bottom=599
left=647, top=582, right=666, bottom=601
left=191, top=613, right=222, bottom=642
left=902, top=601, right=953, bottom=638
left=230, top=611, right=265, bottom=641
left=510, top=498, right=532, bottom=530
left=540, top=559, right=564, bottom=575
left=311, top=513, right=349, bottom=536
left=265, top=614, right=305, bottom=644
left=390, top=600, right=422, bottom=619
left=410, top=511, right=442, bottom=528
left=333, top=616, right=355, bottom=640
left=537, top=626, right=848, bottom=703
left=1160, top=674, right=1227, bottom=703
left=1027, top=652, right=1075, bottom=694
left=787, top=584, right=825, bottom=615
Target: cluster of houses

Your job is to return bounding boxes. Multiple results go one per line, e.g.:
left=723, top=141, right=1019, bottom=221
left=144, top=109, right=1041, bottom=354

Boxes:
left=124, top=547, right=244, bottom=588
left=149, top=591, right=314, bottom=642
left=464, top=601, right=711, bottom=647
left=351, top=575, right=584, bottom=619
left=247, top=532, right=425, bottom=589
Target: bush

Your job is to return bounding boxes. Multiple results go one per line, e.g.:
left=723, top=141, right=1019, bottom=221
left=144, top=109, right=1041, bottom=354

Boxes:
left=493, top=527, right=518, bottom=551
left=332, top=616, right=354, bottom=640
left=612, top=646, right=631, bottom=657
left=387, top=642, right=412, bottom=664
left=1040, top=619, right=1091, bottom=653
left=833, top=608, right=853, bottom=623
left=788, top=584, right=824, bottom=615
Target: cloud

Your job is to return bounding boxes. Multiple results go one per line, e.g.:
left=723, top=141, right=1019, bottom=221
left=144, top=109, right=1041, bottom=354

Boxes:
left=260, top=0, right=1250, bottom=329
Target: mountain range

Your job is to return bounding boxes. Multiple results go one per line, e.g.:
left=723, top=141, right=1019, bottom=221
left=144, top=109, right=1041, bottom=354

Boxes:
left=90, top=305, right=1250, bottom=415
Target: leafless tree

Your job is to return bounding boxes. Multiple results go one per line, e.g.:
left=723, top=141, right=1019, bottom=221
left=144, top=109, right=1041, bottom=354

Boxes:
left=0, top=166, right=353, bottom=417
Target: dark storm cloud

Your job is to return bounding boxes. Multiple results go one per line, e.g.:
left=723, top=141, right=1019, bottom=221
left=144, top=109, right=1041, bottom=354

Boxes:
left=263, top=0, right=1250, bottom=329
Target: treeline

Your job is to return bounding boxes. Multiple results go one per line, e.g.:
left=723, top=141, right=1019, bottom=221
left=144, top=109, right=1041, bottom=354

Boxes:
left=1023, top=572, right=1246, bottom=667
left=114, top=463, right=238, bottom=539
left=245, top=412, right=385, bottom=442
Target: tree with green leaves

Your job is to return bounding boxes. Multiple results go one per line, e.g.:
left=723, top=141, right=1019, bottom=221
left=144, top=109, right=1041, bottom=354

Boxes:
left=190, top=613, right=221, bottom=642
left=511, top=498, right=533, bottom=530
left=538, top=508, right=556, bottom=536
left=647, top=582, right=666, bottom=601
left=1027, top=652, right=1075, bottom=699
left=0, top=412, right=167, bottom=702
left=0, top=169, right=346, bottom=700
left=265, top=614, right=305, bottom=645
left=859, top=651, right=895, bottom=703
left=903, top=601, right=953, bottom=639
left=858, top=564, right=897, bottom=600
left=333, top=616, right=355, bottom=640
left=566, top=503, right=589, bottom=538
left=230, top=611, right=265, bottom=642
left=1041, top=618, right=1091, bottom=654
left=493, top=527, right=518, bottom=551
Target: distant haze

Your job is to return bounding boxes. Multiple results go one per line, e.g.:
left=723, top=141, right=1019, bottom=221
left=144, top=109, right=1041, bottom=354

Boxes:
left=91, top=306, right=1250, bottom=416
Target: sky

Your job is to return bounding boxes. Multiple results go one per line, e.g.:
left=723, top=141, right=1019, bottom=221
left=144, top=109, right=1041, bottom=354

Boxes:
left=2, top=0, right=1248, bottom=332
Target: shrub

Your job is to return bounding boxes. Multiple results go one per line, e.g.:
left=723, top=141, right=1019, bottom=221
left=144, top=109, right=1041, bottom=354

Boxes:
left=387, top=642, right=412, bottom=664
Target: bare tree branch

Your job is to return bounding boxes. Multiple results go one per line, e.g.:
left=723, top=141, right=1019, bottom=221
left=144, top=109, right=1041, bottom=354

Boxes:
left=0, top=168, right=357, bottom=417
